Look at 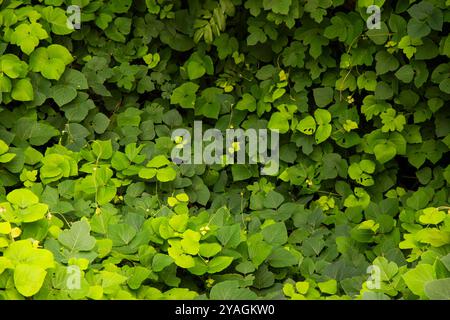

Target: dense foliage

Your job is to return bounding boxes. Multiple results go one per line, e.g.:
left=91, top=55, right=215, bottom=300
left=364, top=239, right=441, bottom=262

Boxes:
left=0, top=0, right=449, bottom=300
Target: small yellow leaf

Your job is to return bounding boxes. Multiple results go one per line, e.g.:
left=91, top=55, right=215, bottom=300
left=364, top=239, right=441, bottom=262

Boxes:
left=10, top=227, right=21, bottom=238
left=295, top=281, right=310, bottom=294
left=168, top=197, right=179, bottom=207
left=279, top=70, right=287, bottom=81
left=175, top=193, right=189, bottom=202
left=224, top=85, right=233, bottom=92
left=174, top=136, right=183, bottom=144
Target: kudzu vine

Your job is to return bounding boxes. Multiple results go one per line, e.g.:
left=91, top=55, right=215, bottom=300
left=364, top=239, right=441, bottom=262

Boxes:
left=0, top=0, right=449, bottom=300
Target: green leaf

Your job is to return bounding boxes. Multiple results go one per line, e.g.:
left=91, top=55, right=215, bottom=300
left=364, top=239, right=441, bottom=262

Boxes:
left=29, top=45, right=74, bottom=80
left=10, top=22, right=48, bottom=55
left=210, top=280, right=257, bottom=300
left=367, top=23, right=389, bottom=45
left=375, top=82, right=394, bottom=100
left=298, top=116, right=316, bottom=135
left=0, top=54, right=28, bottom=79
left=406, top=189, right=432, bottom=210
left=92, top=140, right=113, bottom=160
left=169, top=250, right=195, bottom=269
left=419, top=207, right=446, bottom=225
left=262, top=222, right=288, bottom=245
left=156, top=167, right=177, bottom=182
left=199, top=243, right=222, bottom=258
left=373, top=257, right=399, bottom=281
left=248, top=234, right=272, bottom=268
left=147, top=155, right=170, bottom=168
left=170, top=82, right=199, bottom=109
left=14, top=264, right=47, bottom=297
left=217, top=224, right=241, bottom=248
left=17, top=203, right=49, bottom=223
left=395, top=65, right=414, bottom=83
left=263, top=191, right=284, bottom=209
left=407, top=19, right=431, bottom=39
left=402, top=264, right=435, bottom=297
left=138, top=168, right=157, bottom=180
left=152, top=253, right=174, bottom=272
left=108, top=224, right=137, bottom=246
left=314, top=109, right=331, bottom=125
left=424, top=278, right=450, bottom=300
left=51, top=85, right=77, bottom=106
left=373, top=142, right=396, bottom=164
left=58, top=220, right=96, bottom=252
left=180, top=230, right=201, bottom=255
left=295, top=282, right=309, bottom=294
left=267, top=247, right=298, bottom=267
left=61, top=69, right=89, bottom=90
left=263, top=0, right=292, bottom=15
left=231, top=165, right=253, bottom=182
left=268, top=112, right=290, bottom=134
left=375, top=51, right=399, bottom=75
left=208, top=256, right=234, bottom=273
left=128, top=266, right=151, bottom=290
left=315, top=124, right=332, bottom=144
left=11, top=79, right=34, bottom=102
left=187, top=60, right=205, bottom=80
left=4, top=240, right=54, bottom=269
left=7, top=189, right=39, bottom=208
left=313, top=87, right=334, bottom=107
left=440, top=79, right=450, bottom=94
left=169, top=214, right=188, bottom=232
left=416, top=229, right=450, bottom=247
left=196, top=87, right=223, bottom=119
left=0, top=74, right=12, bottom=93
left=318, top=279, right=337, bottom=295
left=236, top=93, right=257, bottom=112
left=92, top=113, right=111, bottom=134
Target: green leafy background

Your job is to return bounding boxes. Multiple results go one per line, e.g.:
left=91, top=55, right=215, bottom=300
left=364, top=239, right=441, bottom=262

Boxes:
left=0, top=0, right=449, bottom=300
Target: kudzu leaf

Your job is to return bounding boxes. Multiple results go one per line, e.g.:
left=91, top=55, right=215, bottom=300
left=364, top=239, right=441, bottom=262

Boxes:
left=51, top=85, right=77, bottom=106
left=199, top=243, right=222, bottom=258
left=268, top=247, right=297, bottom=268
left=108, top=224, right=137, bottom=246
left=236, top=93, right=256, bottom=112
left=262, top=222, right=288, bottom=245
left=152, top=253, right=174, bottom=272
left=14, top=264, right=47, bottom=297
left=315, top=124, right=332, bottom=144
left=268, top=112, right=290, bottom=134
left=262, top=0, right=292, bottom=15
left=402, top=264, right=435, bottom=297
left=314, top=109, right=331, bottom=125
left=170, top=82, right=199, bottom=108
left=11, top=79, right=34, bottom=102
left=298, top=116, right=316, bottom=135
left=58, top=220, right=96, bottom=252
left=217, top=224, right=241, bottom=248
left=210, top=280, right=257, bottom=300
left=373, top=142, right=397, bottom=164
left=156, top=167, right=176, bottom=182
left=313, top=87, right=333, bottom=108
left=92, top=113, right=110, bottom=134
left=263, top=191, right=284, bottom=209
left=208, top=256, right=233, bottom=273
left=187, top=60, right=206, bottom=80
left=424, top=278, right=450, bottom=300
left=7, top=189, right=39, bottom=208
left=0, top=54, right=28, bottom=79
left=395, top=65, right=414, bottom=83
left=318, top=280, right=337, bottom=295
